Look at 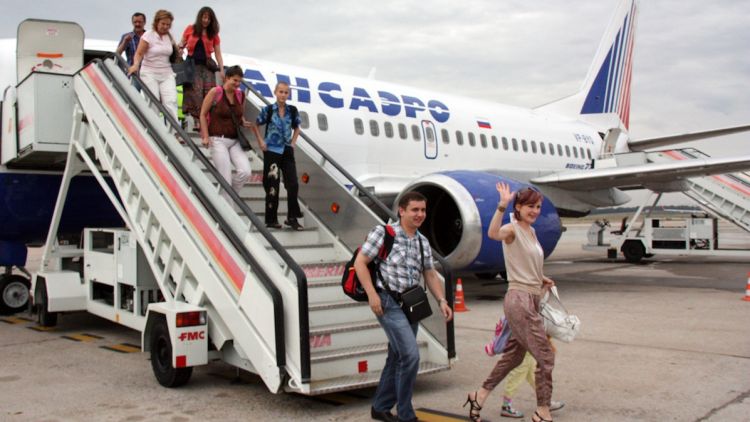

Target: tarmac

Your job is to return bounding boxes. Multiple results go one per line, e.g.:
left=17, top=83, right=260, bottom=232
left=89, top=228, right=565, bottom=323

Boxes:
left=1, top=222, right=749, bottom=421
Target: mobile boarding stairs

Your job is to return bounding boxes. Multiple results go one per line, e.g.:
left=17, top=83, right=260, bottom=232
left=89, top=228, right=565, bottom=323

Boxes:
left=584, top=148, right=750, bottom=262
left=3, top=20, right=454, bottom=395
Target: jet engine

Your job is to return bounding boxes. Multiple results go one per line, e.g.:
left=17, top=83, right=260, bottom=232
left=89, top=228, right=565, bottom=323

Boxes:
left=395, top=171, right=563, bottom=273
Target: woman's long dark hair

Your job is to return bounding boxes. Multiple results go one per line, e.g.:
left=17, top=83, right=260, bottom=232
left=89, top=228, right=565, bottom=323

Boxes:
left=192, top=6, right=219, bottom=39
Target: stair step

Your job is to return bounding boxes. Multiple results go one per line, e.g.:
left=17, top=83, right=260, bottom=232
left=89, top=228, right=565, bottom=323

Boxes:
left=257, top=228, right=320, bottom=245
left=307, top=361, right=449, bottom=396
left=307, top=277, right=351, bottom=303
left=311, top=342, right=391, bottom=363
left=301, top=262, right=346, bottom=279
left=309, top=300, right=370, bottom=326
left=284, top=244, right=343, bottom=264
left=310, top=342, right=429, bottom=381
left=308, top=322, right=384, bottom=352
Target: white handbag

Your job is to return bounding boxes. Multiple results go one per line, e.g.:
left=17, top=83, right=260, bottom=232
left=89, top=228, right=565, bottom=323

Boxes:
left=540, top=286, right=580, bottom=343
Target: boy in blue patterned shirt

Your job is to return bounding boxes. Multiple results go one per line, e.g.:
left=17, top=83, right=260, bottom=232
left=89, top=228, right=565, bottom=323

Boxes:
left=251, top=81, right=303, bottom=230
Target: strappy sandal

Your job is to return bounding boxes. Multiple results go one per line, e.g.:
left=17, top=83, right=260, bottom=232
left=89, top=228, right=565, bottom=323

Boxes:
left=531, top=410, right=553, bottom=422
left=463, top=391, right=482, bottom=422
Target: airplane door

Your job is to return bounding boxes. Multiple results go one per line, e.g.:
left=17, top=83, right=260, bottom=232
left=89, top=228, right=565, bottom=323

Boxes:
left=421, top=120, right=438, bottom=159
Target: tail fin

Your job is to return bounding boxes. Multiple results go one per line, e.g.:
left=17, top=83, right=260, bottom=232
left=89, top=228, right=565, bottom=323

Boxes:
left=537, top=0, right=638, bottom=131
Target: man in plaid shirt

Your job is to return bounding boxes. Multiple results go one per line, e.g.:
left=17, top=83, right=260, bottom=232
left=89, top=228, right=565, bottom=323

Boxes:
left=354, top=191, right=453, bottom=422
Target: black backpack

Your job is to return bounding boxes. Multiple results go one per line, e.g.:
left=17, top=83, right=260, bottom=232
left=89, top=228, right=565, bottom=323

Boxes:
left=341, top=225, right=395, bottom=302
left=263, top=104, right=299, bottom=137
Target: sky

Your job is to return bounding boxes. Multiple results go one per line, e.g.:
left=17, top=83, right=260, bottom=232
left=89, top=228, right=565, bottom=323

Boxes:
left=1, top=0, right=748, bottom=205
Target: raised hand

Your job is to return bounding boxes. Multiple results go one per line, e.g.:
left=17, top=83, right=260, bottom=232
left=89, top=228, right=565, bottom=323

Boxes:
left=496, top=182, right=514, bottom=208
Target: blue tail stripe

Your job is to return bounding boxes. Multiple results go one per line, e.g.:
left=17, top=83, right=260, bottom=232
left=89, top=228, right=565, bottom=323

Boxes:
left=581, top=8, right=633, bottom=116
left=607, top=26, right=624, bottom=112
left=581, top=47, right=614, bottom=114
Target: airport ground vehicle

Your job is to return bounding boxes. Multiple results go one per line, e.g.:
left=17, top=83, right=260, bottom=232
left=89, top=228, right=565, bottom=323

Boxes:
left=6, top=19, right=454, bottom=394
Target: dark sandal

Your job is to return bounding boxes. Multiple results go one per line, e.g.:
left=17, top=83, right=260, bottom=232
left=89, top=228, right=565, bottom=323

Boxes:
left=532, top=410, right=553, bottom=422
left=463, top=391, right=482, bottom=422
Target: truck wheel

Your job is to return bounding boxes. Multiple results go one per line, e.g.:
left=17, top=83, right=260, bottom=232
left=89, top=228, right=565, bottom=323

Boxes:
left=622, top=240, right=645, bottom=263
left=150, top=318, right=192, bottom=387
left=0, top=274, right=30, bottom=315
left=35, top=280, right=58, bottom=327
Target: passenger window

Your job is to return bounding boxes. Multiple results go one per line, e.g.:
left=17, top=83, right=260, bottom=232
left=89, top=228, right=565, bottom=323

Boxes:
left=531, top=140, right=537, bottom=154
left=587, top=149, right=592, bottom=160
left=398, top=123, right=407, bottom=139
left=299, top=111, right=310, bottom=129
left=557, top=144, right=563, bottom=156
left=502, top=137, right=509, bottom=150
left=565, top=145, right=571, bottom=157
left=468, top=132, right=476, bottom=147
left=491, top=135, right=498, bottom=149
left=548, top=142, right=555, bottom=156
left=369, top=120, right=380, bottom=137
left=317, top=113, right=328, bottom=131
left=540, top=142, right=546, bottom=155
left=411, top=124, right=420, bottom=141
left=521, top=139, right=528, bottom=152
left=426, top=127, right=435, bottom=143
left=354, top=118, right=364, bottom=135
left=384, top=122, right=394, bottom=138
left=512, top=138, right=518, bottom=151
left=573, top=146, right=579, bottom=158
left=441, top=128, right=450, bottom=144
left=456, top=131, right=464, bottom=146
left=480, top=134, right=488, bottom=148
left=580, top=147, right=586, bottom=159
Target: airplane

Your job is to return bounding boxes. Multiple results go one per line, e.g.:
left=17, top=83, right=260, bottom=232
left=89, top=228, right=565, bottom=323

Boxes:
left=1, top=0, right=749, bottom=313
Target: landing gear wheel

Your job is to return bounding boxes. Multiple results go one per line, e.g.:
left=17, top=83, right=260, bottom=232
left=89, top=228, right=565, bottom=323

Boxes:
left=621, top=240, right=645, bottom=263
left=35, top=279, right=58, bottom=327
left=150, top=318, right=192, bottom=387
left=0, top=274, right=31, bottom=315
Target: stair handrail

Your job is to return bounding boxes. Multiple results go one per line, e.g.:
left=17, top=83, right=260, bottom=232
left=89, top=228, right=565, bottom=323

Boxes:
left=242, top=80, right=455, bottom=359
left=677, top=147, right=750, bottom=186
left=100, top=56, right=308, bottom=380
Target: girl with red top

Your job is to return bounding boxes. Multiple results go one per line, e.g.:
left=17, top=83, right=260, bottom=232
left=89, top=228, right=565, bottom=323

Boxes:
left=179, top=7, right=225, bottom=132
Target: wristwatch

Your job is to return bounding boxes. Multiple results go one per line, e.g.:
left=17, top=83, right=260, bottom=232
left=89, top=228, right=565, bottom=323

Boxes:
left=438, top=298, right=448, bottom=305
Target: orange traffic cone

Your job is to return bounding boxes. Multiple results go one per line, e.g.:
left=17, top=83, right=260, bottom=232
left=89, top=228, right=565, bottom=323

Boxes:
left=742, top=272, right=750, bottom=302
left=454, top=278, right=468, bottom=312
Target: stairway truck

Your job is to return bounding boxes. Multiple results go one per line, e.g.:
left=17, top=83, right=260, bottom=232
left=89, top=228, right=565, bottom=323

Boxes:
left=143, top=302, right=208, bottom=388
left=32, top=228, right=209, bottom=387
left=585, top=215, right=750, bottom=262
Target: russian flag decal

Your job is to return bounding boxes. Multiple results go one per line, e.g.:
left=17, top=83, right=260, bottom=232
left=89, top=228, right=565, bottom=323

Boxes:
left=477, top=120, right=492, bottom=129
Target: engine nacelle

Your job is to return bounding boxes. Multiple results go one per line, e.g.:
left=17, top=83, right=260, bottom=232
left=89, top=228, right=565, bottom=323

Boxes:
left=395, top=171, right=562, bottom=273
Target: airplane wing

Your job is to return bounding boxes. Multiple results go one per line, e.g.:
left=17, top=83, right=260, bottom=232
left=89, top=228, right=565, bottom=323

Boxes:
left=531, top=153, right=750, bottom=190
left=627, top=124, right=750, bottom=151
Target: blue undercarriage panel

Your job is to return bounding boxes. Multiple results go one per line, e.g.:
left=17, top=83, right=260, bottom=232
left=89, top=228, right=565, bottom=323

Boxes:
left=0, top=172, right=123, bottom=252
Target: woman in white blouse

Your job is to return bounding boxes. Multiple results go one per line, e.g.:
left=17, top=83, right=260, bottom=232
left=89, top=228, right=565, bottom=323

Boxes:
left=128, top=9, right=178, bottom=120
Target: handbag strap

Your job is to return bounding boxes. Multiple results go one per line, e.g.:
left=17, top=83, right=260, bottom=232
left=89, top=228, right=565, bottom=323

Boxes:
left=544, top=286, right=570, bottom=315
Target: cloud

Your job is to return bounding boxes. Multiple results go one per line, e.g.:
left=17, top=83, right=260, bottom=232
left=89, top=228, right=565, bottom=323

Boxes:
left=1, top=0, right=747, bottom=157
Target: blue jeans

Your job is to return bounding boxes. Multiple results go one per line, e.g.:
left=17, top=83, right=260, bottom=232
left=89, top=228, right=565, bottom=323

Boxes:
left=372, top=291, right=420, bottom=421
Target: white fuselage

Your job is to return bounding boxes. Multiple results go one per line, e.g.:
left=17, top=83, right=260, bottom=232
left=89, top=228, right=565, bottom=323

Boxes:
left=226, top=54, right=603, bottom=194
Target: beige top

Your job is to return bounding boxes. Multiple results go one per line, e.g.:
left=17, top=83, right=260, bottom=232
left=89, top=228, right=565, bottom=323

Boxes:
left=503, top=220, right=544, bottom=296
